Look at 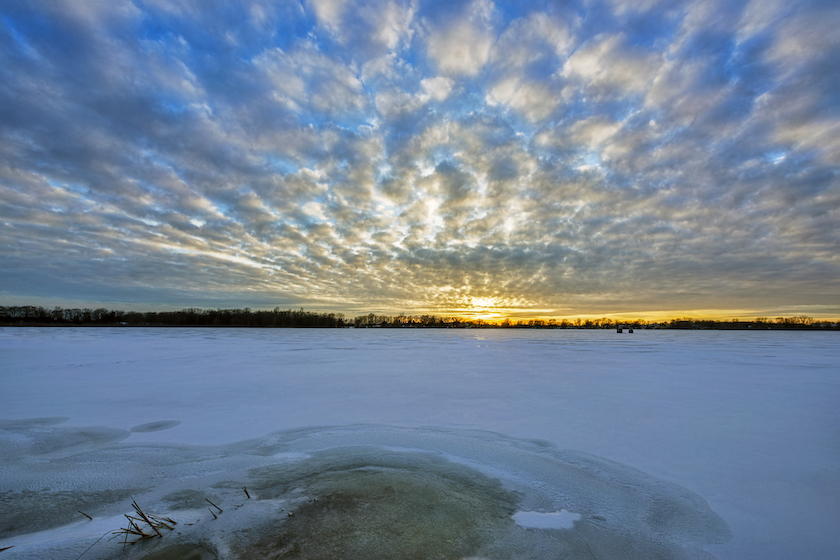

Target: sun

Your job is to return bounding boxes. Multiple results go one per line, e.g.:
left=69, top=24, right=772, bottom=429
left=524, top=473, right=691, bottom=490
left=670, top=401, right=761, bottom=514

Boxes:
left=464, top=296, right=505, bottom=322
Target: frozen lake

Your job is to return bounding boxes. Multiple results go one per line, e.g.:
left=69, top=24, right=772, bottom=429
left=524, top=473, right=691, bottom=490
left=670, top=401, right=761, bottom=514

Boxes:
left=0, top=327, right=838, bottom=559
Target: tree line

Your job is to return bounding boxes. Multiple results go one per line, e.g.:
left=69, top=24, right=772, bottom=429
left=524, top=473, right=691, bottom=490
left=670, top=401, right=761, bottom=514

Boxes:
left=0, top=306, right=344, bottom=327
left=0, top=305, right=836, bottom=329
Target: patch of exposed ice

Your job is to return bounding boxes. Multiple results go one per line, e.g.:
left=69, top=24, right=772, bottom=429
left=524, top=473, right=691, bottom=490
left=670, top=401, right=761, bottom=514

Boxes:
left=0, top=424, right=731, bottom=560
left=130, top=421, right=181, bottom=433
left=513, top=509, right=582, bottom=529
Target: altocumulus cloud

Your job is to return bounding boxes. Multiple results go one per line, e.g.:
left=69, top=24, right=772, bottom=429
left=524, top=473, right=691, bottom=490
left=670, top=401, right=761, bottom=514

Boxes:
left=0, top=0, right=838, bottom=318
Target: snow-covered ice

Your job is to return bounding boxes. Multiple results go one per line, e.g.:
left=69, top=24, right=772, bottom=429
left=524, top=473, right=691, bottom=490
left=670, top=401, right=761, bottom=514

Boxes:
left=0, top=327, right=837, bottom=559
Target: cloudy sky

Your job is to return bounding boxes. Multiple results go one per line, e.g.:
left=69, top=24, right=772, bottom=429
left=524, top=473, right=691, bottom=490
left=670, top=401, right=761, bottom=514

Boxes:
left=1, top=0, right=838, bottom=320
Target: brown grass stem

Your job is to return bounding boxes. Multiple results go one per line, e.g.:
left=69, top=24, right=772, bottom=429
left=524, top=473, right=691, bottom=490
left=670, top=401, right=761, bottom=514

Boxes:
left=205, top=498, right=223, bottom=513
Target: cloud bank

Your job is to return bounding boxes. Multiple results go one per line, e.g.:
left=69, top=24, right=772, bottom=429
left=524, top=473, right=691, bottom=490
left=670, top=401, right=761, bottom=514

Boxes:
left=1, top=0, right=838, bottom=318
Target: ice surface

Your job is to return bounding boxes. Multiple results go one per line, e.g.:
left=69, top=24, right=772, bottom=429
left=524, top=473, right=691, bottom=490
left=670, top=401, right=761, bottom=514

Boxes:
left=0, top=425, right=730, bottom=559
left=512, top=510, right=581, bottom=530
left=131, top=421, right=181, bottom=434
left=0, top=328, right=838, bottom=559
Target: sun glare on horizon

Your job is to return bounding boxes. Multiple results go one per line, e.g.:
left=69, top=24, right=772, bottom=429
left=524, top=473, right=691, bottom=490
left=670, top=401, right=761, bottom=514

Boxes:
left=463, top=296, right=504, bottom=322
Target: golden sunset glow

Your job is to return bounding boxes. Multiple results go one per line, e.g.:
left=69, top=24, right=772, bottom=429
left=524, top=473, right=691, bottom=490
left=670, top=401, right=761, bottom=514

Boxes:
left=464, top=297, right=503, bottom=321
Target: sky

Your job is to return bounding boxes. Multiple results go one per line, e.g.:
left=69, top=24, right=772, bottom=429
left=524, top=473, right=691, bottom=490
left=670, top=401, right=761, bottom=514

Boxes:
left=1, top=0, right=838, bottom=321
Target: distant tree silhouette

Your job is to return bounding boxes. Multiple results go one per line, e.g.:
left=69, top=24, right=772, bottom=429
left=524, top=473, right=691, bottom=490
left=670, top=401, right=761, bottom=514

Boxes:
left=0, top=305, right=835, bottom=329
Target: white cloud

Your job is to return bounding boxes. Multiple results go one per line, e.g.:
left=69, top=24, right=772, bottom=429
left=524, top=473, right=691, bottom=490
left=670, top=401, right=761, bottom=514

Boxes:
left=420, top=76, right=454, bottom=102
left=569, top=117, right=622, bottom=149
left=644, top=57, right=731, bottom=126
left=737, top=0, right=787, bottom=40
left=48, top=0, right=141, bottom=27
left=487, top=79, right=559, bottom=122
left=483, top=12, right=575, bottom=122
left=764, top=7, right=840, bottom=77
left=607, top=0, right=665, bottom=16
left=375, top=88, right=420, bottom=117
left=486, top=76, right=518, bottom=106
left=254, top=43, right=368, bottom=116
left=424, top=0, right=495, bottom=76
left=301, top=200, right=328, bottom=221
left=370, top=0, right=416, bottom=51
left=758, top=91, right=840, bottom=165
left=309, top=0, right=415, bottom=56
left=308, top=0, right=346, bottom=29
left=372, top=76, right=453, bottom=118
left=490, top=11, right=574, bottom=70
left=563, top=34, right=660, bottom=96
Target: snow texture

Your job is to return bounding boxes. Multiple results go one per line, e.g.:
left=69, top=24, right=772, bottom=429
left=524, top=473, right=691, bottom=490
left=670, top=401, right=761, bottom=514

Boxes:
left=0, top=328, right=838, bottom=559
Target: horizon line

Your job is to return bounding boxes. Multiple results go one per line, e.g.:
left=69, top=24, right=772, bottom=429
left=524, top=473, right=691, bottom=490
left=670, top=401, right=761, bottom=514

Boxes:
left=2, top=303, right=837, bottom=326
